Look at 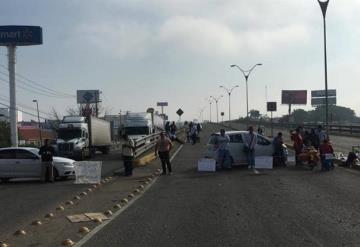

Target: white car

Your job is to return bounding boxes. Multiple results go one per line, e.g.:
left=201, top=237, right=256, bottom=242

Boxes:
left=205, top=131, right=287, bottom=165
left=0, top=147, right=76, bottom=182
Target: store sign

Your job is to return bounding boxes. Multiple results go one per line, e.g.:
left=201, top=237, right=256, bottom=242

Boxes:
left=0, top=26, right=42, bottom=46
left=281, top=90, right=307, bottom=105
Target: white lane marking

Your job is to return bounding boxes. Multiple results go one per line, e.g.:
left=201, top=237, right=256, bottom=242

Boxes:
left=74, top=144, right=184, bottom=247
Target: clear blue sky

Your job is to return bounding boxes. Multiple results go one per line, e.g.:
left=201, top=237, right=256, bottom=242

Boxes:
left=0, top=0, right=359, bottom=122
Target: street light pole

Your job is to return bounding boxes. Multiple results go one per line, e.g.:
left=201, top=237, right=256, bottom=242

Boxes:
left=318, top=0, right=330, bottom=138
left=219, top=85, right=239, bottom=121
left=32, top=99, right=42, bottom=146
left=211, top=95, right=223, bottom=123
left=230, top=64, right=262, bottom=119
left=205, top=98, right=213, bottom=123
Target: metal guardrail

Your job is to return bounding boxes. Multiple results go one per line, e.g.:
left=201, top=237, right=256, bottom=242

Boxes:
left=231, top=120, right=360, bottom=135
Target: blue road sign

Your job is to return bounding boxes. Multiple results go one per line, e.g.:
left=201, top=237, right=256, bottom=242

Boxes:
left=0, top=26, right=42, bottom=46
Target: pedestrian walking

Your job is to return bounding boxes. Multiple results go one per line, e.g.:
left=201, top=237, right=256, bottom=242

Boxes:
left=38, top=139, right=55, bottom=182
left=155, top=132, right=173, bottom=175
left=122, top=134, right=135, bottom=176
left=190, top=124, right=198, bottom=145
left=170, top=121, right=177, bottom=141
left=216, top=129, right=231, bottom=169
left=244, top=126, right=257, bottom=170
left=273, top=132, right=285, bottom=166
left=319, top=139, right=334, bottom=171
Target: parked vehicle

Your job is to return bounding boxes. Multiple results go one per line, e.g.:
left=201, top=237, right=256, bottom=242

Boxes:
left=0, top=147, right=75, bottom=182
left=123, top=112, right=164, bottom=140
left=57, top=116, right=112, bottom=160
left=205, top=131, right=288, bottom=166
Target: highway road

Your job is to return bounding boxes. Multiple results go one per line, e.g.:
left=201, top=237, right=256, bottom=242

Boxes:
left=80, top=124, right=360, bottom=247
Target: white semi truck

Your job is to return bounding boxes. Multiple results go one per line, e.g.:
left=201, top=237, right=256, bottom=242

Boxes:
left=57, top=116, right=112, bottom=160
left=123, top=112, right=164, bottom=140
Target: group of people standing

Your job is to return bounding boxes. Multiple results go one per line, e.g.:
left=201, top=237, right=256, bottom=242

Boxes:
left=291, top=125, right=334, bottom=171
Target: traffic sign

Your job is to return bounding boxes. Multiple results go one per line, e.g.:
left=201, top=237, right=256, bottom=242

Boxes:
left=157, top=102, right=168, bottom=107
left=311, top=89, right=336, bottom=98
left=0, top=26, right=42, bottom=46
left=176, top=108, right=184, bottom=116
left=267, top=102, right=277, bottom=112
left=311, top=97, right=336, bottom=106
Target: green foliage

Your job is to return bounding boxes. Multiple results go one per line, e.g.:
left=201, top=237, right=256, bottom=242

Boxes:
left=0, top=121, right=10, bottom=147
left=249, top=109, right=261, bottom=120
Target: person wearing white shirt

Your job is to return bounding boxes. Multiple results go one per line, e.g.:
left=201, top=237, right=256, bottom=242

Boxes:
left=244, top=126, right=258, bottom=169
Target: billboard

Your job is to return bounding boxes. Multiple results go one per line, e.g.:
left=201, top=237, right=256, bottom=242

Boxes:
left=0, top=26, right=43, bottom=46
left=311, top=89, right=336, bottom=98
left=77, top=90, right=100, bottom=104
left=157, top=102, right=168, bottom=107
left=281, top=90, right=307, bottom=105
left=311, top=97, right=337, bottom=106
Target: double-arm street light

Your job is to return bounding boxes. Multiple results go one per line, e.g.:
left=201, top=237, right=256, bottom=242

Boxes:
left=318, top=0, right=330, bottom=138
left=219, top=84, right=239, bottom=121
left=205, top=98, right=213, bottom=123
left=32, top=99, right=42, bottom=146
left=210, top=95, right=223, bottom=123
left=230, top=63, right=262, bottom=119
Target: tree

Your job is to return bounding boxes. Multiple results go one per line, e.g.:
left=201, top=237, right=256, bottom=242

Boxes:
left=249, top=109, right=261, bottom=120
left=292, top=109, right=309, bottom=123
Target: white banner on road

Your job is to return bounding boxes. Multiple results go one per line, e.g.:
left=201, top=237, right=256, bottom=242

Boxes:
left=255, top=156, right=273, bottom=169
left=74, top=161, right=102, bottom=184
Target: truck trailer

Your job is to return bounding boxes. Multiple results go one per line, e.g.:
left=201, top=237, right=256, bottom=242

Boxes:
left=123, top=112, right=164, bottom=140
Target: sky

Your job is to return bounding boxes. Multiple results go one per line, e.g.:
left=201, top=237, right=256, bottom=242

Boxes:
left=0, top=0, right=359, bottom=122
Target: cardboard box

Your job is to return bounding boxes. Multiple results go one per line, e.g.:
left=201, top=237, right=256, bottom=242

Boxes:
left=198, top=158, right=216, bottom=172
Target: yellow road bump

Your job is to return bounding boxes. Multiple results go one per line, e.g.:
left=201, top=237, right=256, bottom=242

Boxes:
left=104, top=210, right=113, bottom=216
left=121, top=198, right=129, bottom=204
left=0, top=242, right=9, bottom=247
left=73, top=196, right=81, bottom=200
left=127, top=194, right=135, bottom=199
left=45, top=213, right=54, bottom=218
left=113, top=204, right=121, bottom=210
left=92, top=218, right=102, bottom=224
left=80, top=192, right=87, bottom=196
left=147, top=177, right=153, bottom=181
left=108, top=176, right=113, bottom=180
left=61, top=239, right=75, bottom=246
left=78, top=226, right=90, bottom=235
left=31, top=220, right=42, bottom=226
left=56, top=205, right=65, bottom=211
left=13, top=229, right=26, bottom=236
left=133, top=189, right=141, bottom=194
left=92, top=184, right=98, bottom=189
left=65, top=200, right=74, bottom=206
left=100, top=179, right=106, bottom=184
left=156, top=168, right=161, bottom=172
left=87, top=188, right=93, bottom=192
left=138, top=185, right=145, bottom=190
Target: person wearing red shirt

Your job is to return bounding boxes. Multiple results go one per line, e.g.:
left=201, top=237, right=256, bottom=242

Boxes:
left=291, top=128, right=303, bottom=165
left=319, top=139, right=334, bottom=171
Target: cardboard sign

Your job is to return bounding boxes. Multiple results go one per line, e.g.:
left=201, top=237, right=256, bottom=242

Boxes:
left=198, top=158, right=216, bottom=172
left=74, top=161, right=102, bottom=184
left=255, top=156, right=273, bottom=169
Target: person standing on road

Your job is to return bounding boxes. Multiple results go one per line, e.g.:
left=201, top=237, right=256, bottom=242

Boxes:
left=216, top=129, right=231, bottom=169
left=319, top=139, right=334, bottom=171
left=316, top=125, right=326, bottom=146
left=291, top=128, right=304, bottom=165
left=38, top=139, right=55, bottom=182
left=244, top=126, right=257, bottom=170
left=122, top=134, right=135, bottom=176
left=155, top=132, right=173, bottom=175
left=273, top=132, right=285, bottom=166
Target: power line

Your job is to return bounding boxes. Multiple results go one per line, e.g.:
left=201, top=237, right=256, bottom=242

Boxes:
left=0, top=64, right=76, bottom=98
left=0, top=100, right=48, bottom=120
left=0, top=94, right=50, bottom=117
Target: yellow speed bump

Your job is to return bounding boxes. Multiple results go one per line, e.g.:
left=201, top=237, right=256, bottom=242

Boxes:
left=156, top=168, right=161, bottom=172
left=138, top=185, right=145, bottom=190
left=65, top=200, right=74, bottom=205
left=61, top=239, right=75, bottom=246
left=0, top=242, right=9, bottom=247
left=108, top=176, right=113, bottom=180
left=73, top=196, right=81, bottom=200
left=45, top=212, right=54, bottom=218
left=87, top=188, right=93, bottom=192
left=92, top=218, right=102, bottom=224
left=133, top=189, right=141, bottom=194
left=104, top=210, right=113, bottom=216
left=31, top=220, right=42, bottom=226
left=78, top=226, right=90, bottom=234
left=92, top=184, right=98, bottom=189
left=147, top=177, right=153, bottom=182
left=56, top=205, right=65, bottom=211
left=120, top=198, right=128, bottom=204
left=13, top=229, right=26, bottom=236
left=80, top=192, right=87, bottom=196
left=127, top=194, right=135, bottom=199
left=113, top=204, right=121, bottom=210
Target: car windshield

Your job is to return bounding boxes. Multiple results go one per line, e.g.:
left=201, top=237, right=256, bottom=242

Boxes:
left=25, top=148, right=40, bottom=156
left=58, top=128, right=82, bottom=140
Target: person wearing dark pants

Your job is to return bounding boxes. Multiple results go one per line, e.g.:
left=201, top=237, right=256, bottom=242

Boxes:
left=122, top=134, right=135, bottom=176
left=38, top=139, right=55, bottom=182
left=155, top=132, right=173, bottom=175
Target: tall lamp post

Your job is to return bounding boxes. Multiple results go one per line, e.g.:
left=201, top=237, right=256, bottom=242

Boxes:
left=211, top=95, right=223, bottom=123
left=318, top=0, right=330, bottom=138
left=219, top=84, right=239, bottom=121
left=32, top=99, right=42, bottom=146
left=205, top=98, right=213, bottom=122
left=230, top=63, right=262, bottom=119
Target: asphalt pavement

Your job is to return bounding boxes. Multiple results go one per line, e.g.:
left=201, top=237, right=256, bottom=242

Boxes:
left=82, top=123, right=360, bottom=247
